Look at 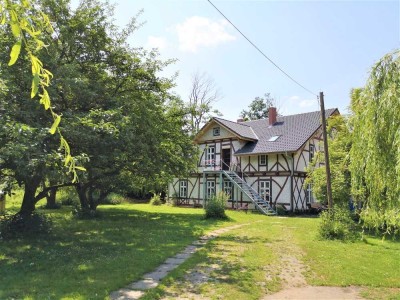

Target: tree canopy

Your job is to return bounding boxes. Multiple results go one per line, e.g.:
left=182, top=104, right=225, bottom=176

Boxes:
left=240, top=93, right=276, bottom=120
left=349, top=50, right=400, bottom=234
left=0, top=0, right=197, bottom=216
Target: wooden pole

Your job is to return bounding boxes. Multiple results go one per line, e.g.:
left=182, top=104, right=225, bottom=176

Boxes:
left=319, top=92, right=333, bottom=209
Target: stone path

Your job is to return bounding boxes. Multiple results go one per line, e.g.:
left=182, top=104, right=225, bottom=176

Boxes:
left=109, top=224, right=249, bottom=300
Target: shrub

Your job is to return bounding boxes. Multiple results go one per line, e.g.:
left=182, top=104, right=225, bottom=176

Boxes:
left=204, top=192, right=228, bottom=219
left=99, top=193, right=123, bottom=205
left=319, top=206, right=359, bottom=241
left=0, top=212, right=52, bottom=240
left=166, top=192, right=179, bottom=207
left=150, top=194, right=162, bottom=206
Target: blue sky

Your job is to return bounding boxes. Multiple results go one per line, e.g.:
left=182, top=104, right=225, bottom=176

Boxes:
left=104, top=0, right=398, bottom=120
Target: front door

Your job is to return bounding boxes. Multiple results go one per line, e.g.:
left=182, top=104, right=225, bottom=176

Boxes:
left=221, top=148, right=231, bottom=170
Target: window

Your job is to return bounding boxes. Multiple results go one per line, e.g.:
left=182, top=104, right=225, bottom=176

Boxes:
left=179, top=180, right=187, bottom=198
left=223, top=180, right=233, bottom=200
left=259, top=155, right=267, bottom=166
left=309, top=144, right=315, bottom=162
left=268, top=135, right=280, bottom=142
left=205, top=146, right=215, bottom=166
left=206, top=181, right=215, bottom=199
left=305, top=184, right=313, bottom=203
left=259, top=180, right=271, bottom=202
left=213, top=127, right=220, bottom=136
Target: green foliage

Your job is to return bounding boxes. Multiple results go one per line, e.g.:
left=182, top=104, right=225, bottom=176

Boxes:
left=0, top=212, right=52, bottom=240
left=349, top=50, right=400, bottom=235
left=0, top=0, right=197, bottom=215
left=0, top=0, right=80, bottom=178
left=240, top=93, right=276, bottom=120
left=204, top=191, right=228, bottom=219
left=319, top=206, right=359, bottom=241
left=150, top=194, right=162, bottom=206
left=306, top=115, right=352, bottom=205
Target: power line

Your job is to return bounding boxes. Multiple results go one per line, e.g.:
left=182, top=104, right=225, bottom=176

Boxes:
left=207, top=0, right=318, bottom=97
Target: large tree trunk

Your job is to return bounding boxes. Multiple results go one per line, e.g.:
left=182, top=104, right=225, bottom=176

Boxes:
left=44, top=180, right=58, bottom=208
left=19, top=176, right=41, bottom=216
left=76, top=183, right=89, bottom=210
left=46, top=188, right=57, bottom=208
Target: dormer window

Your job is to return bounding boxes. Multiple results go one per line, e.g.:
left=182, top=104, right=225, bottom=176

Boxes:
left=268, top=135, right=280, bottom=142
left=213, top=127, right=220, bottom=136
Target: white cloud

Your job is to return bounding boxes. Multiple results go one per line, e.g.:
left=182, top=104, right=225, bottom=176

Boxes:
left=280, top=95, right=319, bottom=115
left=146, top=36, right=168, bottom=50
left=174, top=16, right=236, bottom=52
left=298, top=99, right=317, bottom=108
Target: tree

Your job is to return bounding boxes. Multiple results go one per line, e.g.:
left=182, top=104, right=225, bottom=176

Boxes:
left=306, top=115, right=352, bottom=206
left=240, top=93, right=276, bottom=120
left=187, top=72, right=222, bottom=135
left=0, top=0, right=78, bottom=176
left=349, top=49, right=400, bottom=234
left=0, top=0, right=197, bottom=216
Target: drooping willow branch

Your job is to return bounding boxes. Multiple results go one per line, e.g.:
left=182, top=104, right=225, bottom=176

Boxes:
left=0, top=0, right=85, bottom=182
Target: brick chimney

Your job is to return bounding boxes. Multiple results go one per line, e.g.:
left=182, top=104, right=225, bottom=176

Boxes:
left=268, top=107, right=277, bottom=126
left=237, top=118, right=244, bottom=123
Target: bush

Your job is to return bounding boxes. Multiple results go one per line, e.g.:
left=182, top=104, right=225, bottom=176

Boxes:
left=0, top=212, right=52, bottom=240
left=204, top=192, right=228, bottom=219
left=319, top=206, right=359, bottom=241
left=99, top=193, right=123, bottom=205
left=150, top=194, right=162, bottom=206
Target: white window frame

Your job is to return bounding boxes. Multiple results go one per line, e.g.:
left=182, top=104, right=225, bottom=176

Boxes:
left=223, top=180, right=233, bottom=200
left=179, top=180, right=187, bottom=198
left=213, top=127, right=220, bottom=136
left=259, top=180, right=271, bottom=202
left=306, top=184, right=313, bottom=203
left=206, top=181, right=215, bottom=199
left=205, top=146, right=215, bottom=166
left=259, top=155, right=267, bottom=166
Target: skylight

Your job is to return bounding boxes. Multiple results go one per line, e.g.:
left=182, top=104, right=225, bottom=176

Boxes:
left=268, top=135, right=280, bottom=142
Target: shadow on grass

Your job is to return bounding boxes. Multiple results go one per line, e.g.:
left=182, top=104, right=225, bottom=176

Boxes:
left=0, top=205, right=231, bottom=299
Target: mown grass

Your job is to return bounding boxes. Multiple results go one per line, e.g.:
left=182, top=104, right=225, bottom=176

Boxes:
left=0, top=192, right=251, bottom=299
left=143, top=216, right=400, bottom=300
left=1, top=192, right=399, bottom=300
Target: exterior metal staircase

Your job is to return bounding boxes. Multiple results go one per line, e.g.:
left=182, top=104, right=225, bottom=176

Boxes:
left=222, top=170, right=277, bottom=216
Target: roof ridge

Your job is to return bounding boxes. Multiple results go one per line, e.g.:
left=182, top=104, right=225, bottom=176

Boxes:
left=213, top=116, right=251, bottom=128
left=239, top=108, right=337, bottom=123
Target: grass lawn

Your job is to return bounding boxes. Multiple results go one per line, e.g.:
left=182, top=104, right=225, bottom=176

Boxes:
left=1, top=193, right=399, bottom=299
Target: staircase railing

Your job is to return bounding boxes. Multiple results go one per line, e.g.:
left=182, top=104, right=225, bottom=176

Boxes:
left=222, top=170, right=276, bottom=216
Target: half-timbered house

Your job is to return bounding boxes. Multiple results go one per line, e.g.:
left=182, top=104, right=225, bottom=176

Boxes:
left=168, top=107, right=338, bottom=214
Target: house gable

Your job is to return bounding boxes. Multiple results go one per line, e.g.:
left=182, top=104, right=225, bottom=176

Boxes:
left=194, top=118, right=258, bottom=143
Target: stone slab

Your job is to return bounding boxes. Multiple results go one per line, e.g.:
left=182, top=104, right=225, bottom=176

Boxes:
left=129, top=278, right=159, bottom=290
left=109, top=289, right=144, bottom=300
left=165, top=257, right=186, bottom=265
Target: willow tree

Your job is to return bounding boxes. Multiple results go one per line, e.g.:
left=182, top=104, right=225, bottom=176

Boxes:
left=350, top=50, right=400, bottom=234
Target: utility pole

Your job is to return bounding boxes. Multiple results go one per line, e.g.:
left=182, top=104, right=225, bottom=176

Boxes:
left=319, top=92, right=333, bottom=209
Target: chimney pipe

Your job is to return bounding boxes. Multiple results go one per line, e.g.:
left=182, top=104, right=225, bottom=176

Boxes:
left=268, top=107, right=277, bottom=126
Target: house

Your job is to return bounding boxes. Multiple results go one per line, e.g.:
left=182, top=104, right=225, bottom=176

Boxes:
left=168, top=107, right=338, bottom=214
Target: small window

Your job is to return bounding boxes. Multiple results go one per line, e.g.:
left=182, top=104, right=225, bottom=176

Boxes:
left=179, top=180, right=187, bottom=198
left=309, top=144, right=315, bottom=162
left=206, top=181, right=215, bottom=199
left=213, top=127, right=220, bottom=136
left=268, top=135, right=280, bottom=142
left=305, top=184, right=313, bottom=203
left=259, top=155, right=267, bottom=166
left=223, top=180, right=233, bottom=200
